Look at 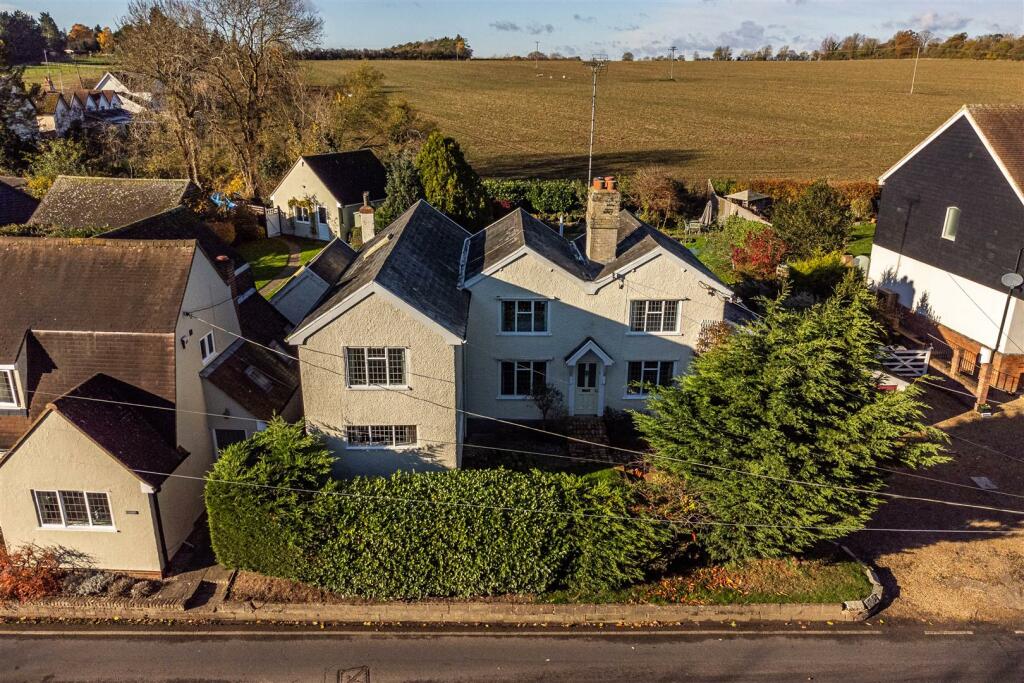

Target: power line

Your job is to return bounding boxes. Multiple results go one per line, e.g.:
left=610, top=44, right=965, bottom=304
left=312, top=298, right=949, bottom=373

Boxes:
left=131, top=466, right=1020, bottom=536
left=183, top=313, right=1024, bottom=518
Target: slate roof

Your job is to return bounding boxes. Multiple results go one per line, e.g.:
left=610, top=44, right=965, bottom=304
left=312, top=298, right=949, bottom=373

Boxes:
left=298, top=150, right=387, bottom=206
left=47, top=374, right=184, bottom=487
left=467, top=207, right=725, bottom=287
left=464, top=208, right=590, bottom=281
left=200, top=338, right=299, bottom=422
left=0, top=176, right=39, bottom=225
left=29, top=176, right=196, bottom=231
left=306, top=238, right=357, bottom=283
left=0, top=237, right=195, bottom=359
left=237, top=290, right=294, bottom=348
left=295, top=201, right=471, bottom=339
left=967, top=104, right=1024, bottom=198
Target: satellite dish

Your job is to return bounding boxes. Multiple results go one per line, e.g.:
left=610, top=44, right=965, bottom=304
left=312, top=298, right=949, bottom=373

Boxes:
left=1001, top=272, right=1024, bottom=289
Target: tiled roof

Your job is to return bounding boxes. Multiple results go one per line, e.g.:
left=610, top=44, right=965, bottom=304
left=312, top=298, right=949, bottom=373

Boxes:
left=295, top=201, right=471, bottom=340
left=0, top=237, right=195, bottom=359
left=200, top=338, right=299, bottom=422
left=105, top=206, right=244, bottom=269
left=48, top=374, right=184, bottom=487
left=33, top=92, right=66, bottom=115
left=298, top=150, right=387, bottom=206
left=306, top=238, right=357, bottom=283
left=464, top=208, right=590, bottom=281
left=29, top=176, right=196, bottom=231
left=968, top=104, right=1024, bottom=198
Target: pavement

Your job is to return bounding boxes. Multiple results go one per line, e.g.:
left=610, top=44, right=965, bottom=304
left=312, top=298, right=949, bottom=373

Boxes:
left=258, top=237, right=303, bottom=297
left=1, top=625, right=1022, bottom=681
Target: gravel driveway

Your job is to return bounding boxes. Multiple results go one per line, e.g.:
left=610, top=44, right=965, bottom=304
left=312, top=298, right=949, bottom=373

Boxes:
left=847, top=379, right=1024, bottom=624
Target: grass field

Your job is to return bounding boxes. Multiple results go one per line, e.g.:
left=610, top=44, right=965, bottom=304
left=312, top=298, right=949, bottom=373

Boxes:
left=25, top=58, right=1022, bottom=182
left=303, top=58, right=1023, bottom=181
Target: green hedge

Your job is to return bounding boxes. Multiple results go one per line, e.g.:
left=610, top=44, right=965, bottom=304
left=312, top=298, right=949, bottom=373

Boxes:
left=483, top=178, right=587, bottom=217
left=206, top=420, right=669, bottom=599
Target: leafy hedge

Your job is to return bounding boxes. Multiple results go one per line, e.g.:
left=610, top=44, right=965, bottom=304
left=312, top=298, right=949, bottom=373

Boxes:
left=483, top=178, right=587, bottom=217
left=206, top=420, right=669, bottom=599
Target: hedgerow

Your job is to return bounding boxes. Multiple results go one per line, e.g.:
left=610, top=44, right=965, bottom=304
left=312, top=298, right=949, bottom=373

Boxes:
left=206, top=420, right=670, bottom=599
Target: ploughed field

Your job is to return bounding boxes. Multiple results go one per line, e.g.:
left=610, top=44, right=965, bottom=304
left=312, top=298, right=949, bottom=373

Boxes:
left=303, top=58, right=1023, bottom=181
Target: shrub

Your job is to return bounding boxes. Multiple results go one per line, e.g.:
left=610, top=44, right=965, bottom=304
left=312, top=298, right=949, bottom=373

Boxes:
left=483, top=178, right=586, bottom=218
left=207, top=219, right=237, bottom=246
left=206, top=419, right=669, bottom=599
left=788, top=252, right=850, bottom=301
left=772, top=180, right=853, bottom=258
left=0, top=544, right=64, bottom=602
left=730, top=227, right=788, bottom=280
left=701, top=216, right=771, bottom=283
left=75, top=572, right=115, bottom=596
left=107, top=575, right=137, bottom=598
left=130, top=580, right=159, bottom=599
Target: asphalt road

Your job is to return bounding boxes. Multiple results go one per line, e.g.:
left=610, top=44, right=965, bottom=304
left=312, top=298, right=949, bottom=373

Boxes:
left=2, top=628, right=1023, bottom=682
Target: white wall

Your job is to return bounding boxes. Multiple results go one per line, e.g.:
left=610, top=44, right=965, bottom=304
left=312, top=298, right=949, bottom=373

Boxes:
left=868, top=243, right=1024, bottom=353
left=464, top=249, right=725, bottom=420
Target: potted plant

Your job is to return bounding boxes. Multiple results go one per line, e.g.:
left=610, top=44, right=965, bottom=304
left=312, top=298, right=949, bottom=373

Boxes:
left=977, top=403, right=993, bottom=418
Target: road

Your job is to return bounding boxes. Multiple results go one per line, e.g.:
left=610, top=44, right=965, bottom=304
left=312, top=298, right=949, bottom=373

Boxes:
left=2, top=627, right=1023, bottom=682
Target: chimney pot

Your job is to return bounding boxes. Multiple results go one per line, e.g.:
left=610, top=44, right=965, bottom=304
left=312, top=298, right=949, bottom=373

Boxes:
left=604, top=176, right=616, bottom=191
left=362, top=190, right=370, bottom=207
left=591, top=177, right=604, bottom=190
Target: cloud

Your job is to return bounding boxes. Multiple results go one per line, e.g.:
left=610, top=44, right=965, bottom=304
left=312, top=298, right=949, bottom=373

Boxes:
left=490, top=20, right=520, bottom=32
left=884, top=12, right=971, bottom=33
left=786, top=0, right=808, bottom=5
left=611, top=23, right=640, bottom=32
left=573, top=13, right=595, bottom=23
left=716, top=20, right=767, bottom=48
left=526, top=22, right=554, bottom=35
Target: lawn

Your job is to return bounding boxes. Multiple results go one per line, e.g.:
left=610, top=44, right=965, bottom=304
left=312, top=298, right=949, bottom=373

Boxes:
left=237, top=237, right=325, bottom=292
left=302, top=59, right=1022, bottom=181
left=23, top=60, right=111, bottom=89
left=848, top=222, right=876, bottom=258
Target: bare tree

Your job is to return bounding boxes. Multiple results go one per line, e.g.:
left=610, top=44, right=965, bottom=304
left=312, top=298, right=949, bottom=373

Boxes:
left=629, top=166, right=681, bottom=228
left=118, top=0, right=211, bottom=185
left=198, top=0, right=322, bottom=198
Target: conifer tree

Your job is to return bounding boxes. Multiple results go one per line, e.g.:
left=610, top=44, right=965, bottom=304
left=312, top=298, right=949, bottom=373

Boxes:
left=415, top=131, right=491, bottom=229
left=634, top=275, right=947, bottom=561
left=374, top=150, right=424, bottom=227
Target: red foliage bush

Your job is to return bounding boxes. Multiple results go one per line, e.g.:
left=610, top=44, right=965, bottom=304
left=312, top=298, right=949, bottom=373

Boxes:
left=0, top=544, right=64, bottom=602
left=730, top=228, right=789, bottom=280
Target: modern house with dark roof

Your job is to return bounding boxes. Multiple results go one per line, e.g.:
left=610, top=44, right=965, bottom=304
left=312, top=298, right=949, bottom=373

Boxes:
left=0, top=238, right=299, bottom=575
left=868, top=104, right=1024, bottom=404
left=285, top=178, right=733, bottom=476
left=268, top=150, right=387, bottom=242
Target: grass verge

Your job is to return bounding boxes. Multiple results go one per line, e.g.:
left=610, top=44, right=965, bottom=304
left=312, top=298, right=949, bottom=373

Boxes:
left=848, top=222, right=876, bottom=258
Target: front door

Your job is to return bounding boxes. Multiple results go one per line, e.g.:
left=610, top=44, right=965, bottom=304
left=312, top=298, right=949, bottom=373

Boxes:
left=575, top=362, right=599, bottom=415
left=315, top=206, right=331, bottom=241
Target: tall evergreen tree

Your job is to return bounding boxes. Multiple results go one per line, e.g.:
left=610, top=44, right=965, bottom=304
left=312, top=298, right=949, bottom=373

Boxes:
left=0, top=11, right=46, bottom=65
left=374, top=150, right=424, bottom=227
left=38, top=12, right=64, bottom=54
left=633, top=275, right=947, bottom=562
left=415, top=131, right=491, bottom=229
left=0, top=59, right=38, bottom=172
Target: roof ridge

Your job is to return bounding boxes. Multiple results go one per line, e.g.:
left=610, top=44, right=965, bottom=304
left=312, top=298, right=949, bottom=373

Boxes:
left=53, top=175, right=191, bottom=184
left=0, top=236, right=197, bottom=249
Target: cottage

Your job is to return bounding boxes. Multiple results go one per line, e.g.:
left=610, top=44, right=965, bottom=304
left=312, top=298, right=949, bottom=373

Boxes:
left=868, top=104, right=1024, bottom=403
left=0, top=238, right=299, bottom=575
left=33, top=92, right=74, bottom=136
left=94, top=71, right=151, bottom=113
left=268, top=150, right=387, bottom=242
left=286, top=177, right=733, bottom=477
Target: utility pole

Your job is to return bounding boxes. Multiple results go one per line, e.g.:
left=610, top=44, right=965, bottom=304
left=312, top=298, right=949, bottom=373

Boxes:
left=909, top=45, right=921, bottom=94
left=669, top=46, right=677, bottom=80
left=978, top=248, right=1024, bottom=409
left=584, top=55, right=608, bottom=182
left=535, top=41, right=540, bottom=69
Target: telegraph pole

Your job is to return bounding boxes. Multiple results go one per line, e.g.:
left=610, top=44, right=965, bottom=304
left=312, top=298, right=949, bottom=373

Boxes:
left=669, top=45, right=677, bottom=80
left=584, top=55, right=608, bottom=182
left=909, top=45, right=921, bottom=94
left=535, top=41, right=540, bottom=69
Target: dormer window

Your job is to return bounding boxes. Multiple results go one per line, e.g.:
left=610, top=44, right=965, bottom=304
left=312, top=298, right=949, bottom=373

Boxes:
left=942, top=206, right=960, bottom=241
left=0, top=366, right=21, bottom=409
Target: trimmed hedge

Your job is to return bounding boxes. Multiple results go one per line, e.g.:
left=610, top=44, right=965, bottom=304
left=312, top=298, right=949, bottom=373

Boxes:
left=483, top=178, right=587, bottom=217
left=206, top=421, right=669, bottom=599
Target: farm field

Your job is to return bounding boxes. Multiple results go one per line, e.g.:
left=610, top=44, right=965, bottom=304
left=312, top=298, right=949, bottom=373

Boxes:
left=303, top=59, right=1023, bottom=181
left=24, top=58, right=1023, bottom=182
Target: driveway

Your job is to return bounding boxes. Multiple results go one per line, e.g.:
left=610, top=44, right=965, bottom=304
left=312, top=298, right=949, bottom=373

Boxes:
left=847, top=379, right=1024, bottom=624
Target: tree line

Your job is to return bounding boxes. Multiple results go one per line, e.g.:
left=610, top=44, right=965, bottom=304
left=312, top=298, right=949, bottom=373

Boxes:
left=0, top=11, right=116, bottom=63
left=300, top=36, right=471, bottom=61
left=711, top=29, right=1024, bottom=62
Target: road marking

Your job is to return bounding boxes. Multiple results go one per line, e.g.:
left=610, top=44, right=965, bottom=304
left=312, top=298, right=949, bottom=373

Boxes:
left=0, top=629, right=886, bottom=638
left=924, top=630, right=974, bottom=636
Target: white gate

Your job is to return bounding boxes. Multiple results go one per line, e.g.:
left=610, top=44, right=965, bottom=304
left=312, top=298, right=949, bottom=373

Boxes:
left=266, top=207, right=283, bottom=237
left=880, top=346, right=931, bottom=377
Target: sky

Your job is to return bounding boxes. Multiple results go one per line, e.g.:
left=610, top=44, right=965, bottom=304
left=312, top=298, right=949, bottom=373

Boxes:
left=16, top=0, right=1024, bottom=58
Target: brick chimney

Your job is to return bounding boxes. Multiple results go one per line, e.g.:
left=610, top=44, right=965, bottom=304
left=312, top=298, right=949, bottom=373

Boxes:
left=585, top=176, right=621, bottom=263
left=214, top=254, right=239, bottom=301
left=358, top=191, right=375, bottom=243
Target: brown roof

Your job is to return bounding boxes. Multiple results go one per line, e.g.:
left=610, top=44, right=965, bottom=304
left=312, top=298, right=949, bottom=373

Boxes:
left=0, top=237, right=195, bottom=359
left=200, top=338, right=299, bottom=421
left=104, top=205, right=245, bottom=269
left=47, top=374, right=185, bottom=487
left=29, top=176, right=197, bottom=231
left=968, top=104, right=1024, bottom=198
left=33, top=92, right=67, bottom=116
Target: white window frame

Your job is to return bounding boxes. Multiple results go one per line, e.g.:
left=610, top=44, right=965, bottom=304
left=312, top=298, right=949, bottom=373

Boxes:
left=293, top=204, right=310, bottom=223
left=628, top=300, right=681, bottom=335
left=32, top=490, right=116, bottom=531
left=345, top=424, right=418, bottom=450
left=624, top=360, right=676, bottom=399
left=345, top=347, right=409, bottom=389
left=942, top=206, right=960, bottom=241
left=498, top=360, right=548, bottom=399
left=212, top=427, right=249, bottom=453
left=199, top=331, right=216, bottom=365
left=498, top=298, right=551, bottom=335
left=0, top=365, right=22, bottom=409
